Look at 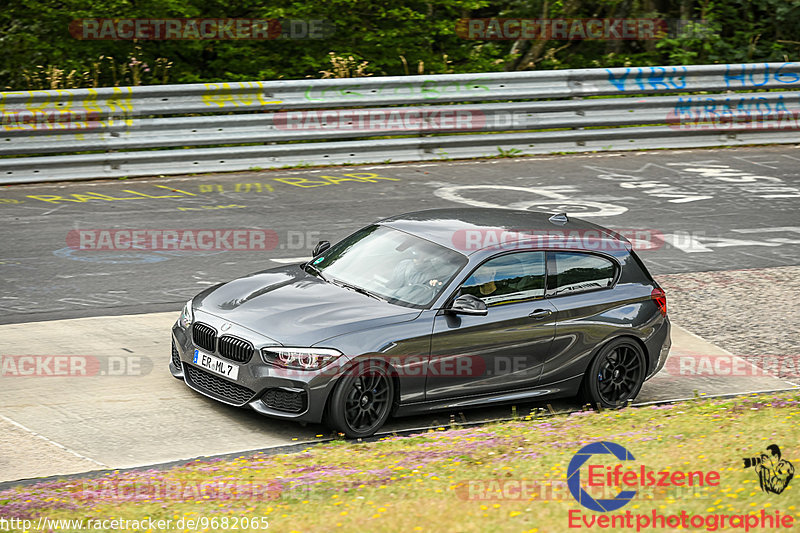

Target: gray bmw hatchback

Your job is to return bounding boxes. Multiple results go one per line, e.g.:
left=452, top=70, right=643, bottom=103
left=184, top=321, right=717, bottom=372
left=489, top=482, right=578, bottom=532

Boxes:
left=171, top=208, right=670, bottom=437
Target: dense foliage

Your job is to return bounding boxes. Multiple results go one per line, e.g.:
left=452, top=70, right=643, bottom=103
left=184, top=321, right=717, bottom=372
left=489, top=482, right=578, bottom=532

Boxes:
left=1, top=0, right=799, bottom=90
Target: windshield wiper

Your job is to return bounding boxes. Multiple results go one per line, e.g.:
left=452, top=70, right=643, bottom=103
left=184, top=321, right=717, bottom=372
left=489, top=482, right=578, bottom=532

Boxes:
left=331, top=279, right=386, bottom=302
left=304, top=262, right=328, bottom=282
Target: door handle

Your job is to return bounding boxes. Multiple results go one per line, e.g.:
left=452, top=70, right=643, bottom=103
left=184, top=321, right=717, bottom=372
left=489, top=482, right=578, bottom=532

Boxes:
left=529, top=309, right=553, bottom=319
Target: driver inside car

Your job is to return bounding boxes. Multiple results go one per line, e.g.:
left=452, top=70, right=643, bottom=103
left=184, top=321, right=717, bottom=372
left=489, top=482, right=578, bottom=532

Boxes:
left=474, top=265, right=498, bottom=296
left=462, top=264, right=498, bottom=298
left=389, top=253, right=445, bottom=300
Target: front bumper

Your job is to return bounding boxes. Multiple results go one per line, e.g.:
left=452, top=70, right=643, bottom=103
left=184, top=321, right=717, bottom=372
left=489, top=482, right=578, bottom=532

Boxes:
left=170, top=316, right=340, bottom=424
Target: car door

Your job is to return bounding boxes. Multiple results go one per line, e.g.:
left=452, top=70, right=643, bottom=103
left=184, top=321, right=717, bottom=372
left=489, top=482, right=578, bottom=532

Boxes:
left=538, top=250, right=622, bottom=386
left=425, top=251, right=556, bottom=401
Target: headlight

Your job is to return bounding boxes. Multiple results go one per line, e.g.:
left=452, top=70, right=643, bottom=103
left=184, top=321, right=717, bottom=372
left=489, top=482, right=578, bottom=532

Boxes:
left=261, top=347, right=342, bottom=370
left=179, top=299, right=193, bottom=329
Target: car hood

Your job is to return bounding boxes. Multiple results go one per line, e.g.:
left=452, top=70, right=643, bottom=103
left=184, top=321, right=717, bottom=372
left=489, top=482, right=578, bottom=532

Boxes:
left=194, top=265, right=422, bottom=346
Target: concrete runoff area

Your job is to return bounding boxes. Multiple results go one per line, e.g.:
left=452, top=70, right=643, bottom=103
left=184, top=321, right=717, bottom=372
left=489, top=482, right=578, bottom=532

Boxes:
left=0, top=312, right=795, bottom=484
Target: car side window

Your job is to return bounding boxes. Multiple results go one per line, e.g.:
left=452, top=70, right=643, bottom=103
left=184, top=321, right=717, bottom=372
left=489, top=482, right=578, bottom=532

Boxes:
left=548, top=252, right=616, bottom=296
left=460, top=251, right=546, bottom=306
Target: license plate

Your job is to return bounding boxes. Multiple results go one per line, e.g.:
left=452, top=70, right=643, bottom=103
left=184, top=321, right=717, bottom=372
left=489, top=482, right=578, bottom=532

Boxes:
left=193, top=349, right=239, bottom=380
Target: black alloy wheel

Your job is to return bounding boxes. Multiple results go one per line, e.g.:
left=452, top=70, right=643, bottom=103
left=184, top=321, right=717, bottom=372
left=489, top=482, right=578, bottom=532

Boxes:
left=327, top=362, right=394, bottom=438
left=582, top=338, right=646, bottom=409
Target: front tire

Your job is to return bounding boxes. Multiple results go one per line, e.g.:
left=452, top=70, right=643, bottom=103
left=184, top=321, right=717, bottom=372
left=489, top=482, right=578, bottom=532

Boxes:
left=581, top=338, right=646, bottom=409
left=326, top=361, right=394, bottom=438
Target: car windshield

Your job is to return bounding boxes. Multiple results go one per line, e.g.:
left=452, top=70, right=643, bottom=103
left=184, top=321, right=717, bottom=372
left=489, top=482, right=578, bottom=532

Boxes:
left=309, top=225, right=467, bottom=308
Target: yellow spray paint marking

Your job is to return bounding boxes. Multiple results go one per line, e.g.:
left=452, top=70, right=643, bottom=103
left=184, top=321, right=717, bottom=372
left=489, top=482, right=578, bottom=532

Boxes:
left=1, top=87, right=135, bottom=132
left=122, top=189, right=189, bottom=199
left=26, top=194, right=85, bottom=204
left=26, top=187, right=196, bottom=204
left=84, top=88, right=102, bottom=117
left=0, top=91, right=26, bottom=113
left=273, top=173, right=400, bottom=188
left=234, top=182, right=274, bottom=192
left=197, top=183, right=275, bottom=193
left=22, top=173, right=399, bottom=206
left=154, top=184, right=197, bottom=196
left=202, top=82, right=282, bottom=108
left=106, top=87, right=134, bottom=113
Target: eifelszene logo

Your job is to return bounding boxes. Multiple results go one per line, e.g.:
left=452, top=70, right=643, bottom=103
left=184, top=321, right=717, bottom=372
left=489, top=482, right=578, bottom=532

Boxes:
left=565, top=441, right=795, bottom=532
left=743, top=444, right=795, bottom=495
left=568, top=441, right=637, bottom=512
left=568, top=441, right=722, bottom=513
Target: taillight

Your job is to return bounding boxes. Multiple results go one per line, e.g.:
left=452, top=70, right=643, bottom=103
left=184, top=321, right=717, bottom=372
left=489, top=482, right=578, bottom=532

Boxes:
left=651, top=287, right=667, bottom=316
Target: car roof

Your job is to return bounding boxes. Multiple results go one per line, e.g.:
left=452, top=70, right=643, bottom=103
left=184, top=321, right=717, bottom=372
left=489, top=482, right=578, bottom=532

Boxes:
left=378, top=208, right=630, bottom=254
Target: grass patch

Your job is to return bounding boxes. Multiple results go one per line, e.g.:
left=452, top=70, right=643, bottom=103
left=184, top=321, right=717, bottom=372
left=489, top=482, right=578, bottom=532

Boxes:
left=2, top=392, right=799, bottom=532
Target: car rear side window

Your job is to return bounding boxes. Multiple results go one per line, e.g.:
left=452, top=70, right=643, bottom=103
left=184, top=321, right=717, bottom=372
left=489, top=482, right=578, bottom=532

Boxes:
left=460, top=251, right=546, bottom=306
left=548, top=252, right=616, bottom=296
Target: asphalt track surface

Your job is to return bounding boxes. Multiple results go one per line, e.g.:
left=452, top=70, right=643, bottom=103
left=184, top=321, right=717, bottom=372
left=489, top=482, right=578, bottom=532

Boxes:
left=1, top=145, right=799, bottom=324
left=1, top=145, right=799, bottom=483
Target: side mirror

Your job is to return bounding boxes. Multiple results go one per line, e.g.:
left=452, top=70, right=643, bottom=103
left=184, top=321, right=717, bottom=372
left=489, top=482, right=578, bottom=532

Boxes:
left=312, top=240, right=331, bottom=257
left=449, top=294, right=488, bottom=316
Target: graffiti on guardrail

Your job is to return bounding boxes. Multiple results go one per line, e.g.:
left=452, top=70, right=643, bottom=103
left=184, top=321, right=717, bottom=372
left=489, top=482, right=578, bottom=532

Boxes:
left=672, top=94, right=796, bottom=115
left=668, top=93, right=800, bottom=131
left=2, top=62, right=800, bottom=183
left=605, top=62, right=799, bottom=92
left=667, top=110, right=800, bottom=131
left=723, top=62, right=800, bottom=88
left=0, top=87, right=134, bottom=113
left=202, top=81, right=283, bottom=108
left=605, top=66, right=688, bottom=91
left=303, top=78, right=491, bottom=103
left=0, top=87, right=135, bottom=132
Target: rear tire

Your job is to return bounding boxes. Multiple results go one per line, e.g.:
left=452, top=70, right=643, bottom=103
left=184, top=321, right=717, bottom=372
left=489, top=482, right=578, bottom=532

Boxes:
left=326, top=361, right=394, bottom=438
left=580, top=338, right=646, bottom=409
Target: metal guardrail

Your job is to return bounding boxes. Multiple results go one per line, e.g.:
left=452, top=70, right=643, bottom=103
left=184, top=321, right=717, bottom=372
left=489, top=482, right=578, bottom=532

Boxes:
left=1, top=62, right=798, bottom=183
